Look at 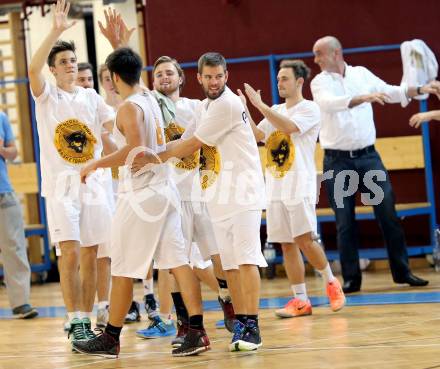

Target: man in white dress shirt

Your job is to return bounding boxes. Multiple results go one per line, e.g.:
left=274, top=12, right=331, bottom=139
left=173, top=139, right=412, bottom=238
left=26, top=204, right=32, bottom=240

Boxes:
left=311, top=36, right=437, bottom=293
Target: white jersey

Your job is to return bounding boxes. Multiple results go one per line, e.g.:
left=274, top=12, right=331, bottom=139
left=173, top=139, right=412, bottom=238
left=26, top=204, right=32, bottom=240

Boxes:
left=165, top=97, right=201, bottom=201
left=33, top=82, right=114, bottom=197
left=113, top=91, right=170, bottom=193
left=194, top=87, right=266, bottom=222
left=258, top=99, right=320, bottom=204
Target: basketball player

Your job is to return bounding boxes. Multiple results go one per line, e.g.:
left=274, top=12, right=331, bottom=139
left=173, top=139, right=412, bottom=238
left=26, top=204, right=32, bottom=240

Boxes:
left=132, top=52, right=267, bottom=351
left=73, top=47, right=209, bottom=357
left=97, top=9, right=158, bottom=326
left=242, top=59, right=346, bottom=318
left=76, top=62, right=94, bottom=89
left=75, top=62, right=116, bottom=328
left=136, top=56, right=234, bottom=343
left=28, top=0, right=114, bottom=347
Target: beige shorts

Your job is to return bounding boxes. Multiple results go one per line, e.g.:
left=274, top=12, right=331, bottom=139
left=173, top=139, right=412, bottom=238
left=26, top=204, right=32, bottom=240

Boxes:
left=46, top=183, right=112, bottom=247
left=212, top=210, right=267, bottom=270
left=110, top=182, right=189, bottom=279
left=181, top=201, right=218, bottom=263
left=266, top=200, right=317, bottom=242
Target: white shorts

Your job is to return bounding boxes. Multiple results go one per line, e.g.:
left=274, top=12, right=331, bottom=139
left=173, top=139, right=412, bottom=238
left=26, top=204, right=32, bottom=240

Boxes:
left=189, top=242, right=212, bottom=269
left=97, top=169, right=116, bottom=259
left=97, top=241, right=111, bottom=259
left=181, top=201, right=218, bottom=262
left=54, top=241, right=109, bottom=258
left=46, top=183, right=112, bottom=247
left=110, top=182, right=189, bottom=279
left=266, top=200, right=317, bottom=242
left=212, top=210, right=267, bottom=270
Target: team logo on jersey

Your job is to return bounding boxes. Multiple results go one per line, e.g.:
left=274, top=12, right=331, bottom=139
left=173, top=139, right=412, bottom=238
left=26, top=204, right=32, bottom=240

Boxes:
left=266, top=131, right=295, bottom=178
left=54, top=119, right=97, bottom=164
left=199, top=144, right=221, bottom=189
left=165, top=122, right=198, bottom=170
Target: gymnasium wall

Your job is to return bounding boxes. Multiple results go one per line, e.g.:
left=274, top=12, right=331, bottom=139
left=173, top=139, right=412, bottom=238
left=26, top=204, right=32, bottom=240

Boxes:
left=142, top=0, right=440, bottom=248
left=22, top=0, right=139, bottom=96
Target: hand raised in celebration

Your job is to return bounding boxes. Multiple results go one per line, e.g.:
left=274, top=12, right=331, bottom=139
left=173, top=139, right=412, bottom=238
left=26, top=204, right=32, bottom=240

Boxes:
left=52, top=0, right=76, bottom=33
left=98, top=8, right=135, bottom=49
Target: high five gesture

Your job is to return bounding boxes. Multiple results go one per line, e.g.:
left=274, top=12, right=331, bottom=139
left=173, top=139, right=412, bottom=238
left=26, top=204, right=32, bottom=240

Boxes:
left=29, top=0, right=77, bottom=97
left=52, top=0, right=76, bottom=33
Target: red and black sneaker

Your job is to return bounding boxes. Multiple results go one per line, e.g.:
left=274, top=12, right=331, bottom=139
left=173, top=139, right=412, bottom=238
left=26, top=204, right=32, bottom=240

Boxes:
left=171, top=319, right=188, bottom=347
left=171, top=328, right=210, bottom=357
left=72, top=331, right=120, bottom=358
left=218, top=296, right=235, bottom=333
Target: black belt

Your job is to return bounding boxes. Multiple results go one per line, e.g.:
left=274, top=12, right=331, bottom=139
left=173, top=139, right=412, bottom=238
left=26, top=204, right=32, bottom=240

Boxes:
left=324, top=145, right=375, bottom=159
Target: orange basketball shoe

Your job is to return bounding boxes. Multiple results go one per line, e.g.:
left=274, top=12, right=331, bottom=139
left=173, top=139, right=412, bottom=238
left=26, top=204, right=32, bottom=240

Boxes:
left=275, top=297, right=312, bottom=318
left=326, top=279, right=346, bottom=312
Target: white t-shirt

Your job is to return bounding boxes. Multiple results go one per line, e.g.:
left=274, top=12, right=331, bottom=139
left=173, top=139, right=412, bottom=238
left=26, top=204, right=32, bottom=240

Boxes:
left=33, top=82, right=114, bottom=197
left=194, top=87, right=265, bottom=222
left=165, top=97, right=201, bottom=201
left=113, top=91, right=170, bottom=193
left=258, top=99, right=320, bottom=205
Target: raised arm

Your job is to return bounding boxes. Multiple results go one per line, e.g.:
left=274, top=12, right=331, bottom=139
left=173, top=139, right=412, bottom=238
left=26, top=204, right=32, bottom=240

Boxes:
left=244, top=83, right=300, bottom=135
left=98, top=8, right=135, bottom=49
left=28, top=0, right=76, bottom=97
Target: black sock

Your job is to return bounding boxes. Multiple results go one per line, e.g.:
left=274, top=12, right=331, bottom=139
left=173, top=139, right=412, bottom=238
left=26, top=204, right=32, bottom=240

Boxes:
left=216, top=278, right=228, bottom=289
left=247, top=315, right=258, bottom=326
left=189, top=314, right=204, bottom=330
left=235, top=314, right=247, bottom=325
left=171, top=292, right=189, bottom=324
left=144, top=293, right=155, bottom=300
left=105, top=323, right=122, bottom=341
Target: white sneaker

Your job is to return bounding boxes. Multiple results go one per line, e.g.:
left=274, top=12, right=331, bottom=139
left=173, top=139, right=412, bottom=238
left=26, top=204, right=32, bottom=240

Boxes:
left=96, top=306, right=109, bottom=328
left=63, top=313, right=71, bottom=332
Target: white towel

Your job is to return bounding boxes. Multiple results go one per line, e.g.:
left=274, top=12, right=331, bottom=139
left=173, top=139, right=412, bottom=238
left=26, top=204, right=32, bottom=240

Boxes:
left=401, top=39, right=438, bottom=100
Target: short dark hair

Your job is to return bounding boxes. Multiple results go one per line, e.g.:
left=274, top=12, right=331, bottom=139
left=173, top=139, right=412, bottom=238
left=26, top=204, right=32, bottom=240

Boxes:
left=279, top=59, right=311, bottom=80
left=197, top=52, right=227, bottom=74
left=47, top=40, right=76, bottom=67
left=153, top=56, right=186, bottom=91
left=78, top=62, right=93, bottom=73
left=105, top=47, right=143, bottom=86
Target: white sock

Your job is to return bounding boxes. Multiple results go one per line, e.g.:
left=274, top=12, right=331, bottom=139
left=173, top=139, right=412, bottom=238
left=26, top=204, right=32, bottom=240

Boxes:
left=292, top=283, right=308, bottom=302
left=67, top=311, right=79, bottom=322
left=98, top=301, right=109, bottom=310
left=79, top=311, right=92, bottom=319
left=160, top=313, right=173, bottom=324
left=218, top=288, right=230, bottom=301
left=318, top=263, right=336, bottom=283
left=143, top=278, right=154, bottom=296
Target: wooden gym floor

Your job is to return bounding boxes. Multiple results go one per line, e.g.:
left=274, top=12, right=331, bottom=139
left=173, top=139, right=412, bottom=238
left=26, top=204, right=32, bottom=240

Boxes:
left=0, top=268, right=439, bottom=369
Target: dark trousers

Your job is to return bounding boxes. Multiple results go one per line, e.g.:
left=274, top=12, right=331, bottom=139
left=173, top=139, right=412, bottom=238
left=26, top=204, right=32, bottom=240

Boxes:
left=323, top=148, right=410, bottom=283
